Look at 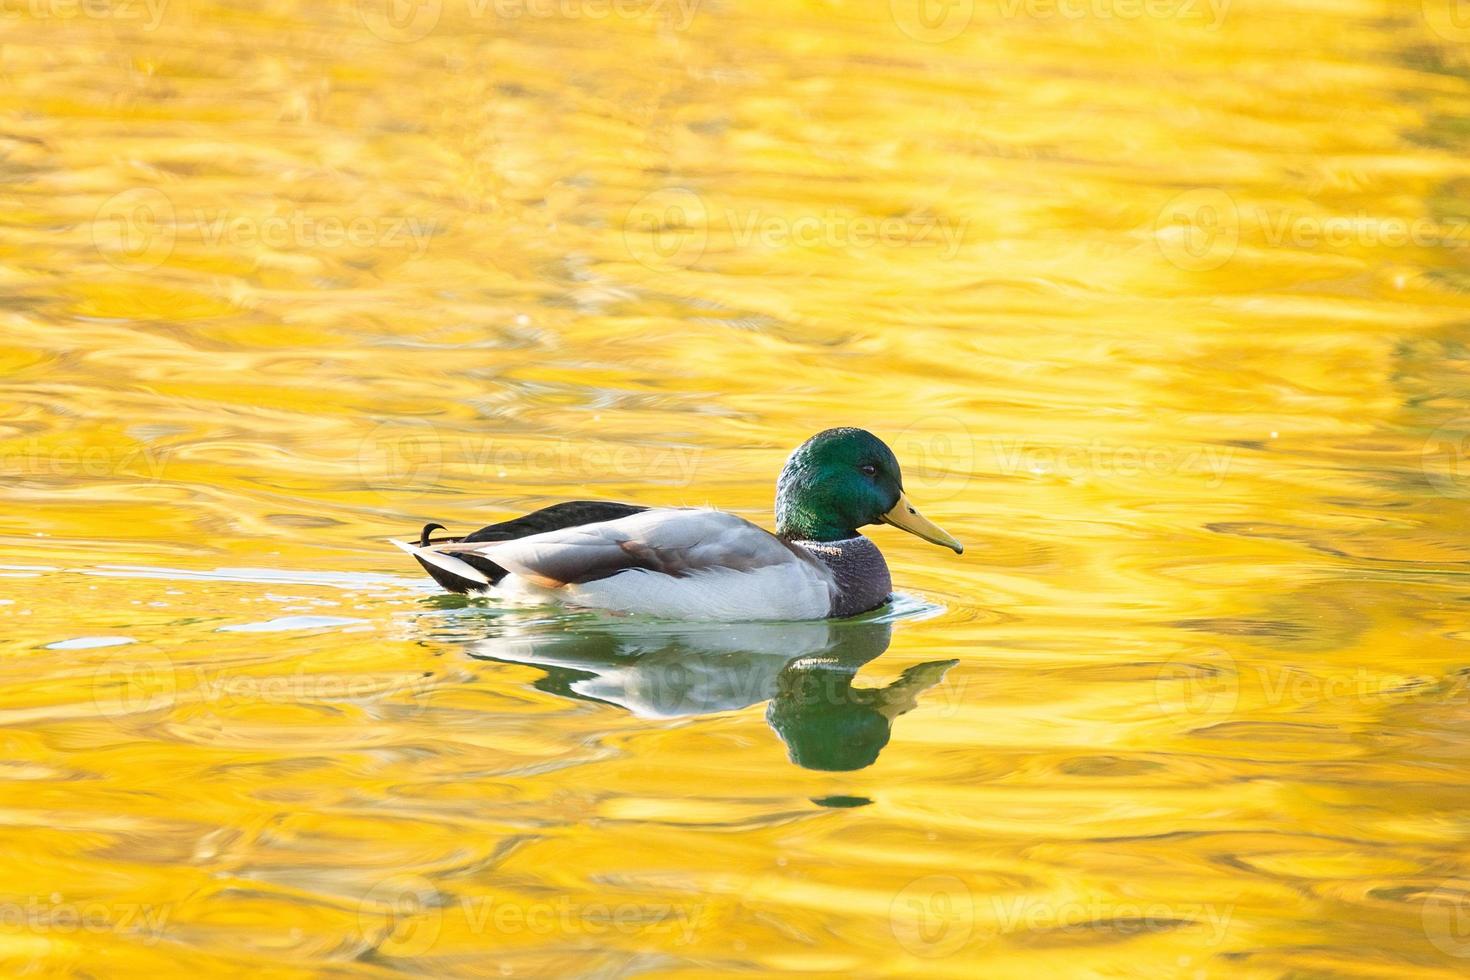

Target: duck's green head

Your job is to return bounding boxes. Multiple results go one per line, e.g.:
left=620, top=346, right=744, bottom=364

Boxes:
left=774, top=427, right=963, bottom=553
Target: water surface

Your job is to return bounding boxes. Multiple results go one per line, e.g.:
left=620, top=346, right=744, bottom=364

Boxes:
left=5, top=0, right=1470, bottom=974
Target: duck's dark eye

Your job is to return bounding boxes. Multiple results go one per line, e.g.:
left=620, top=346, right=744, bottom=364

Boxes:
left=859, top=463, right=877, bottom=477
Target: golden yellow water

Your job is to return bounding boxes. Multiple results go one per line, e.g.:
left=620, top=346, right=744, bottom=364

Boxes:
left=8, top=0, right=1470, bottom=974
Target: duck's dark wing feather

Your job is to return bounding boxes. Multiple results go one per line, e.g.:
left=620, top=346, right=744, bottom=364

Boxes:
left=461, top=501, right=648, bottom=543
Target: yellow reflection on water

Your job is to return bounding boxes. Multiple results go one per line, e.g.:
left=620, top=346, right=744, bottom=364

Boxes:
left=4, top=0, right=1470, bottom=974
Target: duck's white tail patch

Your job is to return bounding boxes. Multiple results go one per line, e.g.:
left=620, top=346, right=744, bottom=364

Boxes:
left=389, top=539, right=491, bottom=587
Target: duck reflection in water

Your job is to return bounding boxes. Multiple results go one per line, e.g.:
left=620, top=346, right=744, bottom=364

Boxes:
left=464, top=617, right=956, bottom=771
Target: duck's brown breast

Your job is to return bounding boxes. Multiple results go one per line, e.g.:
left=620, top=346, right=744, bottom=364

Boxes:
left=793, top=536, right=893, bottom=618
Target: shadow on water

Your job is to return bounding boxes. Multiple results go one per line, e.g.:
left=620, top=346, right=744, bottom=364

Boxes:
left=451, top=612, right=957, bottom=772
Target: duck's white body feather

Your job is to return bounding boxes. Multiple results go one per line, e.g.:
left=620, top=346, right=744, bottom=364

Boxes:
left=507, top=564, right=832, bottom=621
left=397, top=508, right=838, bottom=621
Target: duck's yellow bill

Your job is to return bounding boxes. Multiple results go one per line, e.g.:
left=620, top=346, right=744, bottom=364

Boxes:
left=880, top=492, right=964, bottom=555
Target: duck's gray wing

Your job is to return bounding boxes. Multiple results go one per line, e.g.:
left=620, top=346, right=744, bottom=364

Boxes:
left=438, top=508, right=823, bottom=588
left=407, top=500, right=649, bottom=592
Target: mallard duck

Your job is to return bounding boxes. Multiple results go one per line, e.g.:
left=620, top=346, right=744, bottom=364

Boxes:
left=391, top=427, right=962, bottom=621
